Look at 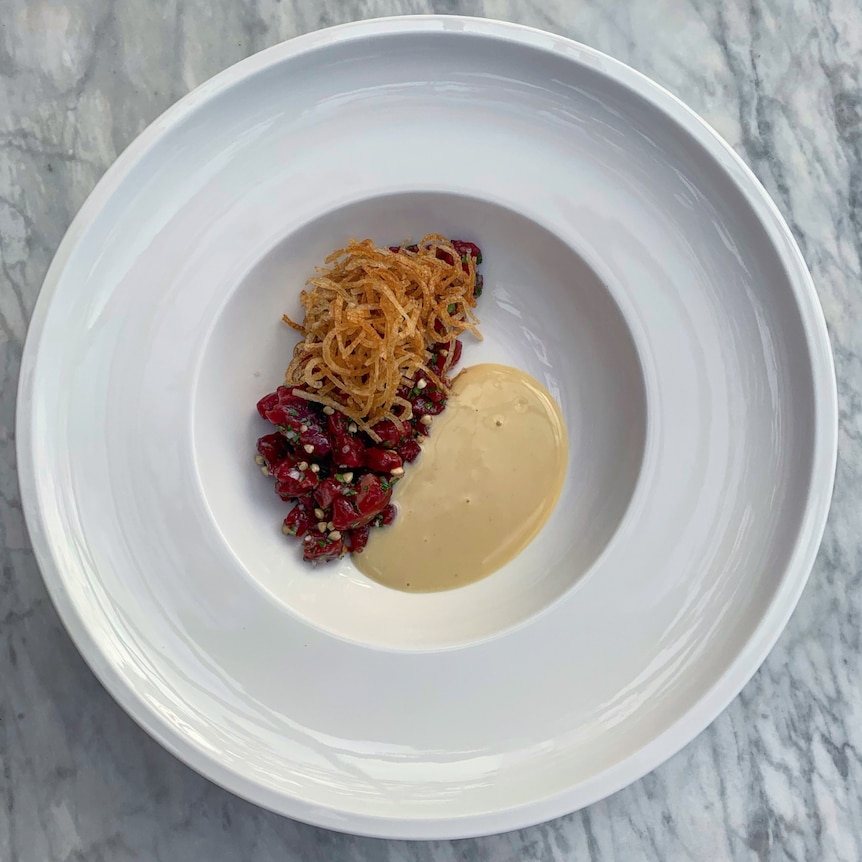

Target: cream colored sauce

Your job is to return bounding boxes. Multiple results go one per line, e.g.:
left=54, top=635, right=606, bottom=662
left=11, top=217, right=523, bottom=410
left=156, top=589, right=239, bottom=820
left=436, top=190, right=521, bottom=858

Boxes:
left=354, top=363, right=568, bottom=592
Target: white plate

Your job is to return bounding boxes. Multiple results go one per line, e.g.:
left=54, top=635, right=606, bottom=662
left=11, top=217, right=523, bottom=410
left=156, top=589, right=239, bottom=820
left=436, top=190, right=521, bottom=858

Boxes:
left=17, top=16, right=836, bottom=839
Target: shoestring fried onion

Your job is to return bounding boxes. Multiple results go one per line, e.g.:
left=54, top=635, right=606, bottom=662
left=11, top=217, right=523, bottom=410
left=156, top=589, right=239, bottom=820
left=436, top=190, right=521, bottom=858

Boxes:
left=282, top=235, right=481, bottom=439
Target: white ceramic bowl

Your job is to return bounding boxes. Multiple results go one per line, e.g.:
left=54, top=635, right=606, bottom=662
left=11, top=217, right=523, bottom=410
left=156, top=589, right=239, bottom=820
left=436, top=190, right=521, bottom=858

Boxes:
left=17, top=16, right=836, bottom=839
left=198, top=191, right=647, bottom=650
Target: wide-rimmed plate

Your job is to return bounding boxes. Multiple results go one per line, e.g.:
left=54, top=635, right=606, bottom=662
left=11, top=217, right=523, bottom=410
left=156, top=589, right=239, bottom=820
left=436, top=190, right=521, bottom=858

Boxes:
left=17, top=16, right=836, bottom=839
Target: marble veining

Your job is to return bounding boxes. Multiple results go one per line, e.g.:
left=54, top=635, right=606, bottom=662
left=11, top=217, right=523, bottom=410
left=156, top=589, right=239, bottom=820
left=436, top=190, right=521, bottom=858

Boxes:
left=1, top=1, right=860, bottom=859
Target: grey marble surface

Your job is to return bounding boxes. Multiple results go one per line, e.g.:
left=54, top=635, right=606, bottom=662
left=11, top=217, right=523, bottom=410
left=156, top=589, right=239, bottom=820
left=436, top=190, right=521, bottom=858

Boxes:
left=1, top=0, right=860, bottom=859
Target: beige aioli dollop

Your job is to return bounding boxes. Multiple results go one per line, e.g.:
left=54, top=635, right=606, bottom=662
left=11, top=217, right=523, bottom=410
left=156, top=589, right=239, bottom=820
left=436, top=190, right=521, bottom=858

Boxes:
left=354, top=363, right=568, bottom=592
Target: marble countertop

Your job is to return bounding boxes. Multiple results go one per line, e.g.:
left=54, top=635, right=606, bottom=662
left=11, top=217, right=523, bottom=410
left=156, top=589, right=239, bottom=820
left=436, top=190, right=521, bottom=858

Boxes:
left=1, top=1, right=860, bottom=859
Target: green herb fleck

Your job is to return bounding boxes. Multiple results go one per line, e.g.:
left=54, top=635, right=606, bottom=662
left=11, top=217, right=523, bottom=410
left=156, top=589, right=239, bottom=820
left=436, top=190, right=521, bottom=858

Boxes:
left=278, top=425, right=299, bottom=441
left=447, top=303, right=455, bottom=314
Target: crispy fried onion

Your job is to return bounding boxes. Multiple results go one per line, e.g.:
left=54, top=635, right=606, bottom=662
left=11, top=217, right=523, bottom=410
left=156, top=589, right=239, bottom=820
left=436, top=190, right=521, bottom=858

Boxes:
left=283, top=234, right=481, bottom=437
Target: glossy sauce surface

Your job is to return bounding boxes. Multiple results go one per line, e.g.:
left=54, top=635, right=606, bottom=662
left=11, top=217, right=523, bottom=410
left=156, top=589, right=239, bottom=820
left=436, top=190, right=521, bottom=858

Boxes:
left=355, top=364, right=568, bottom=592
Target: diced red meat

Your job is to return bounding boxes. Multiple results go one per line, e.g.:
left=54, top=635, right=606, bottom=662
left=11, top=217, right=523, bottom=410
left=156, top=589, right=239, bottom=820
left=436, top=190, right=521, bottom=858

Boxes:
left=435, top=248, right=455, bottom=266
left=256, top=391, right=279, bottom=420
left=256, top=238, right=482, bottom=561
left=274, top=462, right=319, bottom=498
left=331, top=495, right=359, bottom=531
left=303, top=536, right=344, bottom=562
left=314, top=477, right=343, bottom=509
left=343, top=525, right=371, bottom=553
left=298, top=423, right=331, bottom=458
left=374, top=504, right=397, bottom=527
left=370, top=420, right=406, bottom=449
left=364, top=448, right=403, bottom=473
left=256, top=433, right=290, bottom=470
left=396, top=438, right=422, bottom=463
left=333, top=435, right=365, bottom=468
left=283, top=505, right=314, bottom=537
left=452, top=240, right=482, bottom=261
left=410, top=395, right=446, bottom=416
left=355, top=474, right=392, bottom=520
left=424, top=383, right=446, bottom=404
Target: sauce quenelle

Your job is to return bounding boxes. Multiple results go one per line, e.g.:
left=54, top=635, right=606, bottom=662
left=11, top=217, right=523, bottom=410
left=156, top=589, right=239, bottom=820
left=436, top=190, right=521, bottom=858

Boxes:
left=354, top=363, right=568, bottom=591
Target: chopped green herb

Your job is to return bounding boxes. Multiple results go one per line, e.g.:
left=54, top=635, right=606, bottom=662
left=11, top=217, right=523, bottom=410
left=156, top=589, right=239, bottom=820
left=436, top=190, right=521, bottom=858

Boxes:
left=447, top=303, right=455, bottom=314
left=476, top=254, right=483, bottom=264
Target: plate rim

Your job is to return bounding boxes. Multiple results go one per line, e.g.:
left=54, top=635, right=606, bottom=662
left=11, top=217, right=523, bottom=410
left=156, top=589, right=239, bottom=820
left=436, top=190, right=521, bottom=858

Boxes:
left=16, top=14, right=838, bottom=840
